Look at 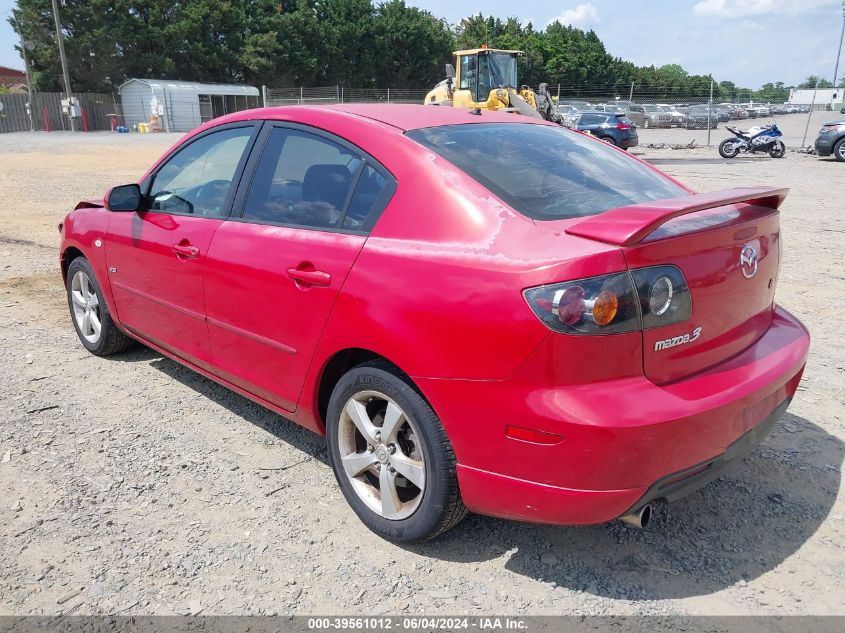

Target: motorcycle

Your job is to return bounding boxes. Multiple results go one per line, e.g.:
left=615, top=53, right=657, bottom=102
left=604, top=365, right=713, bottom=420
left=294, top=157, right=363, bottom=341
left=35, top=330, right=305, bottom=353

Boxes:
left=719, top=122, right=785, bottom=158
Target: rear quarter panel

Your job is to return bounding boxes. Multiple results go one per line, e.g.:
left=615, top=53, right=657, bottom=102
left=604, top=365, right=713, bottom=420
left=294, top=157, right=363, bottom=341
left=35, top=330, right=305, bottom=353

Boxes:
left=299, top=130, right=632, bottom=428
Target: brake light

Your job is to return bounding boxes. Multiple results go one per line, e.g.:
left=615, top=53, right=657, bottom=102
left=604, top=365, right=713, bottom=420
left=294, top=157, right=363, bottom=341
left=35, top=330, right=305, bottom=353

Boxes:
left=616, top=123, right=630, bottom=130
left=524, top=272, right=640, bottom=334
left=524, top=265, right=691, bottom=335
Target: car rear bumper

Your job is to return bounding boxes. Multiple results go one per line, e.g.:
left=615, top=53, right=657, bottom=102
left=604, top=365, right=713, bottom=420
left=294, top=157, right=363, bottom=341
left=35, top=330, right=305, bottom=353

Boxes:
left=416, top=306, right=809, bottom=526
left=620, top=134, right=639, bottom=148
left=814, top=136, right=835, bottom=156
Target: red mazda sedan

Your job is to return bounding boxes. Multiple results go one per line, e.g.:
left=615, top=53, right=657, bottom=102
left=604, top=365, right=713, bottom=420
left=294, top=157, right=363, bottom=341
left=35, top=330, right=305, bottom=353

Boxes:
left=59, top=105, right=809, bottom=542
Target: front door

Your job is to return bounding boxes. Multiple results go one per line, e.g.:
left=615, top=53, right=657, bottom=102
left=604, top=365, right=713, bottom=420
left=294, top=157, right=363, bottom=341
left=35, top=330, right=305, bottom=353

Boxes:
left=105, top=124, right=257, bottom=369
left=204, top=124, right=394, bottom=411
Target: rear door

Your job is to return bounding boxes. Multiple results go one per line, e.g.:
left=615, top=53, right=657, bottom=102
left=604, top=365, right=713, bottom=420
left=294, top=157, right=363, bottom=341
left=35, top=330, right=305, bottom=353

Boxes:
left=204, top=123, right=395, bottom=411
left=624, top=204, right=781, bottom=384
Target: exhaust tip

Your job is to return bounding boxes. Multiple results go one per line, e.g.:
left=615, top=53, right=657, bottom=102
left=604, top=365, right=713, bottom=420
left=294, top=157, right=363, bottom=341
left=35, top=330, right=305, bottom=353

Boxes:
left=620, top=504, right=653, bottom=529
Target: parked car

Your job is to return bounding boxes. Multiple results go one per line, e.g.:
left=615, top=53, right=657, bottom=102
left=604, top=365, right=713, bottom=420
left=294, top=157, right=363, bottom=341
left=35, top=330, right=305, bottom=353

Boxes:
left=685, top=105, right=720, bottom=129
left=714, top=106, right=732, bottom=122
left=575, top=111, right=639, bottom=149
left=555, top=104, right=581, bottom=127
left=814, top=109, right=845, bottom=161
left=724, top=104, right=749, bottom=120
left=559, top=100, right=592, bottom=112
left=624, top=103, right=649, bottom=127
left=59, top=104, right=808, bottom=542
left=594, top=102, right=626, bottom=114
left=657, top=104, right=686, bottom=126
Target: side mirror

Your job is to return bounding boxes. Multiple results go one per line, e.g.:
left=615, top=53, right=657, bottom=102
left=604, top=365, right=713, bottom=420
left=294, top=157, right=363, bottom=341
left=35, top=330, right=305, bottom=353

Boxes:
left=107, top=184, right=142, bottom=212
left=444, top=63, right=455, bottom=79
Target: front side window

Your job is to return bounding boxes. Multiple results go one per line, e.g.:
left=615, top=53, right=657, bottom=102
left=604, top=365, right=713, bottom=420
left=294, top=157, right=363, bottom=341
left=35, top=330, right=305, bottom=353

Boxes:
left=407, top=123, right=687, bottom=221
left=147, top=127, right=253, bottom=217
left=242, top=127, right=365, bottom=229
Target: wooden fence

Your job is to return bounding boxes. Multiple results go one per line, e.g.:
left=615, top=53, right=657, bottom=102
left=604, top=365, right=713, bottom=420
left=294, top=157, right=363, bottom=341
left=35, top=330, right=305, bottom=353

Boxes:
left=0, top=92, right=120, bottom=133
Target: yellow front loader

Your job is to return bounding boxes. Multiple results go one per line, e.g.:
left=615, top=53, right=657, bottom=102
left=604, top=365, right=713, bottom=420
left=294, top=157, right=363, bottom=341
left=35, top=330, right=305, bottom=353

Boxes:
left=423, top=47, right=562, bottom=124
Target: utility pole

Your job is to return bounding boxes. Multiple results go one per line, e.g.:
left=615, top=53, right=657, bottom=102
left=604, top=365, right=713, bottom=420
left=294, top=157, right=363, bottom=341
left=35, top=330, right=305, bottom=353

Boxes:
left=834, top=1, right=845, bottom=87
left=50, top=0, right=75, bottom=131
left=801, top=78, right=820, bottom=148
left=707, top=80, right=714, bottom=147
left=10, top=10, right=35, bottom=132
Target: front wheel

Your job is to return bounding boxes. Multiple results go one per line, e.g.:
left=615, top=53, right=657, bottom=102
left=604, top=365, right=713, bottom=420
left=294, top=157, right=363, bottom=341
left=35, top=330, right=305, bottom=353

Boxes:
left=832, top=138, right=845, bottom=162
left=643, top=118, right=650, bottom=129
left=66, top=257, right=135, bottom=356
left=326, top=360, right=467, bottom=542
left=719, top=138, right=741, bottom=158
left=768, top=140, right=786, bottom=158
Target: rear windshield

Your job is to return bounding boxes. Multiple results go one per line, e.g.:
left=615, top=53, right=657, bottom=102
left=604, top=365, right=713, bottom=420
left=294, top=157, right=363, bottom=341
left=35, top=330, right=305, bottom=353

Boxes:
left=406, top=123, right=686, bottom=220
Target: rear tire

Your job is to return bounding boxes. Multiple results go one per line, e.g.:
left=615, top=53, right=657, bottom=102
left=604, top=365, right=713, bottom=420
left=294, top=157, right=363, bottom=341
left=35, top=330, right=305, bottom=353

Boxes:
left=66, top=257, right=135, bottom=356
left=833, top=137, right=845, bottom=162
left=600, top=136, right=617, bottom=146
left=326, top=360, right=467, bottom=542
left=719, top=138, right=741, bottom=159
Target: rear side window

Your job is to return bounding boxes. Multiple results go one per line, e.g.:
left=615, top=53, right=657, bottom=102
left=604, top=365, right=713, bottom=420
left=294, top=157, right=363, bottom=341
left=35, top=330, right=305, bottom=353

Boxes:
left=578, top=114, right=603, bottom=125
left=407, top=123, right=687, bottom=220
left=343, top=165, right=388, bottom=231
left=243, top=128, right=363, bottom=229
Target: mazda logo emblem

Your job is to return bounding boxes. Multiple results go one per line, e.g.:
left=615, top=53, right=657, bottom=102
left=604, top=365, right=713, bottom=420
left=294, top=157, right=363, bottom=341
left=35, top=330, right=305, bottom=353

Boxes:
left=740, top=244, right=758, bottom=279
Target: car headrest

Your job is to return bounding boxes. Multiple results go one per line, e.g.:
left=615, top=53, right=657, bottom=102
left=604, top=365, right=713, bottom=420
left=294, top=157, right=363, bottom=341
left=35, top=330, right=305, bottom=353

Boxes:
left=302, top=164, right=352, bottom=210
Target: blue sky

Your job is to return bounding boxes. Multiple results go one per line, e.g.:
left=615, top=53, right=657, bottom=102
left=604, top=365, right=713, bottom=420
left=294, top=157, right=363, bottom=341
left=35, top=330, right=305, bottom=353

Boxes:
left=0, top=0, right=843, bottom=89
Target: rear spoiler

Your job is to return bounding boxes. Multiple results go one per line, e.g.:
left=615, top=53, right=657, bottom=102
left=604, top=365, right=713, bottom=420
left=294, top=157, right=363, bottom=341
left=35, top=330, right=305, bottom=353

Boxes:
left=565, top=186, right=789, bottom=247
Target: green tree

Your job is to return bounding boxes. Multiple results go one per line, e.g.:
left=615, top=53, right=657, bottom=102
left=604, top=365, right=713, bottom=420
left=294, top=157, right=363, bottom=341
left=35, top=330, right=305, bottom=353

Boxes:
left=373, top=1, right=454, bottom=88
left=798, top=75, right=833, bottom=88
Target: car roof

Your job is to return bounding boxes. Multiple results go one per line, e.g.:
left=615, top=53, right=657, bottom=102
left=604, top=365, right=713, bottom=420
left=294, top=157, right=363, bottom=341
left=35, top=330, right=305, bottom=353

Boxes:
left=579, top=110, right=617, bottom=116
left=227, top=104, right=548, bottom=132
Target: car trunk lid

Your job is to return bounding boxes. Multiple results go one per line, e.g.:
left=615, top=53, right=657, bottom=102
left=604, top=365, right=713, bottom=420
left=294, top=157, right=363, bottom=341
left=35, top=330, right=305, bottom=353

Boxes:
left=566, top=186, right=788, bottom=384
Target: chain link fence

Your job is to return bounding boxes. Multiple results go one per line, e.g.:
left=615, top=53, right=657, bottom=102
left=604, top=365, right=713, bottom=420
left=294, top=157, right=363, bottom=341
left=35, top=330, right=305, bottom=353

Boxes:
left=263, top=83, right=834, bottom=148
left=264, top=86, right=429, bottom=106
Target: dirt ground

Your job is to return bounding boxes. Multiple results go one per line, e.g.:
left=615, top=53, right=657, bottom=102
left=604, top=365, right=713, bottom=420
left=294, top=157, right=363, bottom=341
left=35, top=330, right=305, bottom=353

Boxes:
left=0, top=128, right=842, bottom=617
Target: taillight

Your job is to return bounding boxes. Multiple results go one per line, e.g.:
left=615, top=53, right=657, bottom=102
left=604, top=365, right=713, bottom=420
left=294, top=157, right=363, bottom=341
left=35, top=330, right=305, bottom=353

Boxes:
left=616, top=123, right=630, bottom=130
left=523, top=272, right=640, bottom=334
left=524, top=266, right=692, bottom=335
left=630, top=265, right=692, bottom=329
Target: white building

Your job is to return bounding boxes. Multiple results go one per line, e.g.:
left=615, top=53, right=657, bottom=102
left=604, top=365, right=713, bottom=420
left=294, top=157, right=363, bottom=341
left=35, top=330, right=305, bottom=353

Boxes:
left=788, top=88, right=843, bottom=108
left=119, top=79, right=260, bottom=132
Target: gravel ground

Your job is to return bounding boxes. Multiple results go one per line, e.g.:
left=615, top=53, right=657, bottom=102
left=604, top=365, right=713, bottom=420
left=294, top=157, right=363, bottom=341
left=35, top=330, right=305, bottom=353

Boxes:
left=0, top=129, right=842, bottom=617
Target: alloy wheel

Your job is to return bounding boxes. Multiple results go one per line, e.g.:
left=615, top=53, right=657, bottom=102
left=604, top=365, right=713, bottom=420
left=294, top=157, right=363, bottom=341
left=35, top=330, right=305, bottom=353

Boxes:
left=838, top=142, right=845, bottom=160
left=70, top=270, right=102, bottom=344
left=337, top=390, right=426, bottom=520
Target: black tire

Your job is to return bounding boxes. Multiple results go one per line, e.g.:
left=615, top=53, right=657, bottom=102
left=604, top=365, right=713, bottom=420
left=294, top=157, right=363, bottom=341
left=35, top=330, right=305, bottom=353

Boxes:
left=600, top=136, right=617, bottom=146
left=768, top=140, right=786, bottom=158
left=326, top=360, right=467, bottom=542
left=66, top=256, right=135, bottom=356
left=833, top=137, right=845, bottom=162
left=719, top=138, right=741, bottom=159
left=642, top=118, right=650, bottom=129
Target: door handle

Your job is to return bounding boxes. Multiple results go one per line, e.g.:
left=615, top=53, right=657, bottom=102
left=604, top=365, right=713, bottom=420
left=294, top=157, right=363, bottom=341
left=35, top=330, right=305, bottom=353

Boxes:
left=172, top=244, right=200, bottom=259
left=287, top=268, right=331, bottom=287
